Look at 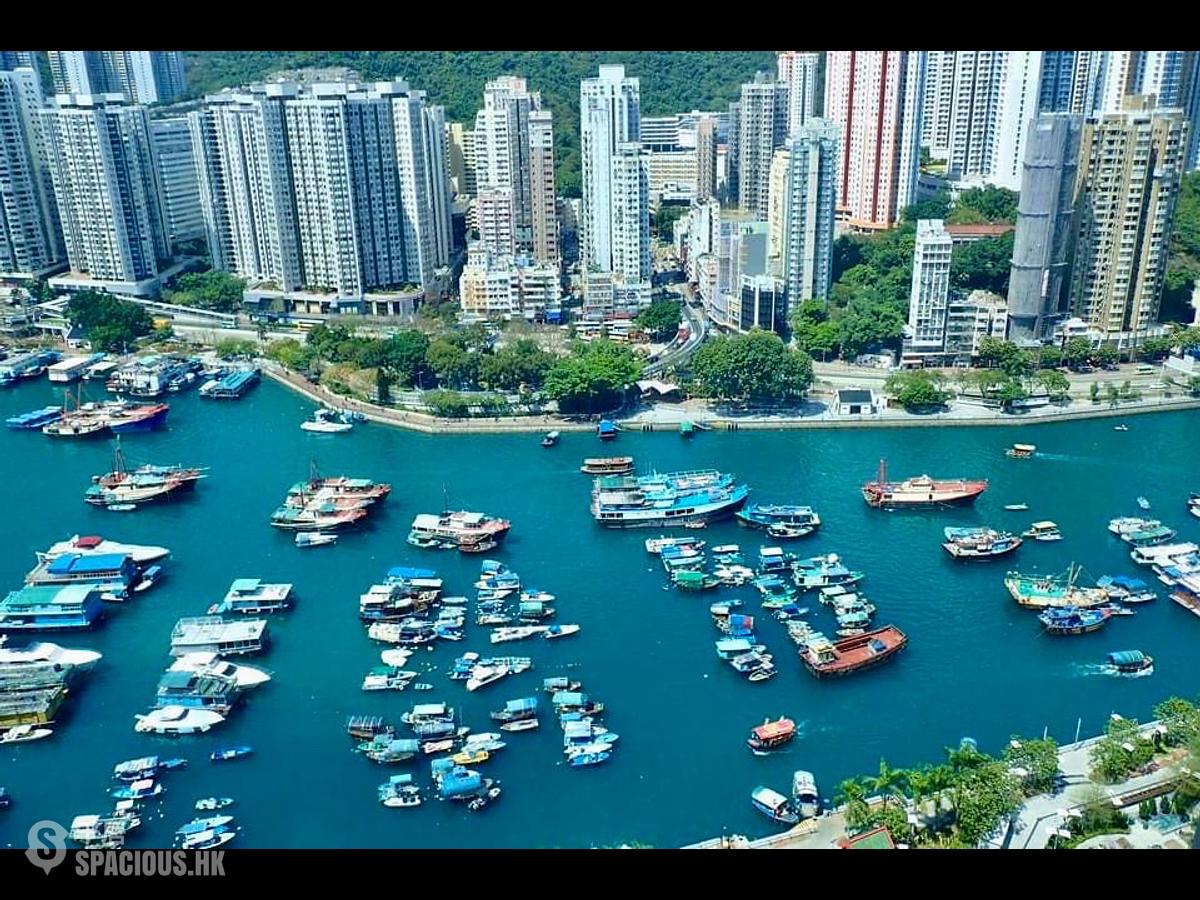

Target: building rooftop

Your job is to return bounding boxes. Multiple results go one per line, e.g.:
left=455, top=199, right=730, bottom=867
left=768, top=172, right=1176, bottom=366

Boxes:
left=836, top=389, right=874, bottom=405
left=837, top=826, right=897, bottom=849
left=944, top=223, right=1015, bottom=238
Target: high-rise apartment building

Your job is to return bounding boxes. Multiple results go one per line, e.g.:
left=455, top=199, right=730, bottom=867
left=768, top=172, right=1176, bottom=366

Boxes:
left=40, top=93, right=168, bottom=292
left=579, top=65, right=650, bottom=311
left=150, top=117, right=204, bottom=250
left=736, top=72, right=789, bottom=217
left=47, top=51, right=187, bottom=104
left=695, top=116, right=717, bottom=200
left=0, top=67, right=66, bottom=278
left=0, top=51, right=38, bottom=72
left=446, top=122, right=477, bottom=196
left=473, top=76, right=557, bottom=265
left=907, top=219, right=953, bottom=350
left=1006, top=114, right=1083, bottom=344
left=766, top=148, right=790, bottom=271
left=783, top=119, right=839, bottom=304
left=825, top=51, right=925, bottom=230
left=777, top=51, right=819, bottom=134
left=190, top=80, right=451, bottom=298
left=990, top=51, right=1044, bottom=191
left=1068, top=97, right=1188, bottom=342
left=1037, top=51, right=1103, bottom=116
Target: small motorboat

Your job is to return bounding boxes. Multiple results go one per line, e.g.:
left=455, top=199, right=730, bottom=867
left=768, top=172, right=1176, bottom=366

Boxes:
left=379, top=774, right=422, bottom=808
left=380, top=648, right=412, bottom=667
left=1023, top=521, right=1063, bottom=542
left=106, top=503, right=138, bottom=512
left=1136, top=496, right=1151, bottom=510
left=1105, top=650, right=1154, bottom=677
left=295, top=531, right=338, bottom=548
left=751, top=785, right=799, bottom=824
left=500, top=719, right=539, bottom=733
left=541, top=431, right=560, bottom=448
left=210, top=746, right=253, bottom=763
left=466, top=785, right=502, bottom=812
left=747, top=716, right=796, bottom=754
left=0, top=724, right=53, bottom=744
left=544, top=623, right=580, bottom=640
left=0, top=786, right=10, bottom=808
left=111, top=778, right=163, bottom=800
left=1114, top=424, right=1129, bottom=432
left=567, top=749, right=611, bottom=767
left=767, top=522, right=813, bottom=540
left=300, top=409, right=352, bottom=434
left=182, top=828, right=236, bottom=850
left=1005, top=443, right=1037, bottom=459
left=1188, top=492, right=1200, bottom=520
left=194, top=797, right=235, bottom=811
left=1004, top=503, right=1029, bottom=511
left=682, top=520, right=708, bottom=530
left=176, top=815, right=234, bottom=836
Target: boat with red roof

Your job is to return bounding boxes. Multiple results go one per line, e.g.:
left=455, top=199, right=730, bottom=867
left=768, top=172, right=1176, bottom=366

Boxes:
left=862, top=459, right=986, bottom=510
left=799, top=625, right=908, bottom=678
left=747, top=716, right=796, bottom=753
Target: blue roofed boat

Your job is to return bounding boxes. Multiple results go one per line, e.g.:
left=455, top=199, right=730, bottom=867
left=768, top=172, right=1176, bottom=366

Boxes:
left=199, top=367, right=260, bottom=400
left=1105, top=650, right=1154, bottom=676
left=596, top=420, right=618, bottom=441
left=6, top=406, right=64, bottom=430
left=0, top=350, right=62, bottom=386
left=387, top=566, right=439, bottom=582
left=590, top=468, right=750, bottom=529
left=1038, top=606, right=1112, bottom=635
left=0, top=584, right=106, bottom=631
left=1097, top=575, right=1157, bottom=604
left=490, top=696, right=538, bottom=723
left=210, top=745, right=253, bottom=762
left=737, top=504, right=821, bottom=530
left=438, top=766, right=484, bottom=799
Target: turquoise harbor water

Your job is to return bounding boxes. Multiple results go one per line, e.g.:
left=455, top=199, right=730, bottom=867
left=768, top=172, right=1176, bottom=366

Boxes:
left=1, top=377, right=1198, bottom=849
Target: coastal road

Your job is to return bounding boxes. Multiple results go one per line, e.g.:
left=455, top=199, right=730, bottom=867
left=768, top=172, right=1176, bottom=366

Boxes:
left=644, top=285, right=706, bottom=377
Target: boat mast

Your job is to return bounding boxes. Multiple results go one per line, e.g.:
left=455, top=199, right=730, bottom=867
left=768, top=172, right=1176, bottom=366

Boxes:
left=878, top=458, right=887, bottom=486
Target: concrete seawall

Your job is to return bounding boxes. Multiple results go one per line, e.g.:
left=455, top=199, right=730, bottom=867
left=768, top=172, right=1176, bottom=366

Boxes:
left=263, top=365, right=1200, bottom=436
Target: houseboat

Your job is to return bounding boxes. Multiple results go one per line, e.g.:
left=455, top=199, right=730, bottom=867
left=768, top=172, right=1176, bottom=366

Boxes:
left=1118, top=523, right=1178, bottom=548
left=199, top=367, right=260, bottom=399
left=580, top=456, right=634, bottom=476
left=0, top=350, right=61, bottom=386
left=25, top=552, right=141, bottom=599
left=861, top=459, right=986, bottom=509
left=1130, top=542, right=1199, bottom=567
left=153, top=670, right=242, bottom=714
left=208, top=579, right=293, bottom=615
left=798, top=626, right=908, bottom=678
left=591, top=469, right=750, bottom=528
left=169, top=617, right=268, bottom=657
left=48, top=354, right=106, bottom=384
left=0, top=584, right=106, bottom=632
left=408, top=510, right=512, bottom=549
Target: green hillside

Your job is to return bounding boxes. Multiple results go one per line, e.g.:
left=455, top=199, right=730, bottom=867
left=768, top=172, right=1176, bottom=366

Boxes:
left=183, top=50, right=784, bottom=196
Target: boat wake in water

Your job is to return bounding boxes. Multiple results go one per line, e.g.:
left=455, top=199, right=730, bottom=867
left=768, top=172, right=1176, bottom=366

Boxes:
left=1070, top=663, right=1153, bottom=679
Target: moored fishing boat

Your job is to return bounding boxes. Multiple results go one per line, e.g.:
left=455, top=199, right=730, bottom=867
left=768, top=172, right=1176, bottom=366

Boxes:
left=736, top=504, right=821, bottom=531
left=1004, top=566, right=1109, bottom=609
left=1096, top=575, right=1156, bottom=604
left=861, top=459, right=987, bottom=509
left=747, top=716, right=796, bottom=753
left=86, top=442, right=206, bottom=508
left=1037, top=606, right=1111, bottom=635
left=113, top=755, right=187, bottom=782
left=798, top=626, right=907, bottom=679
left=295, top=531, right=338, bottom=548
left=673, top=570, right=720, bottom=591
left=942, top=527, right=1023, bottom=559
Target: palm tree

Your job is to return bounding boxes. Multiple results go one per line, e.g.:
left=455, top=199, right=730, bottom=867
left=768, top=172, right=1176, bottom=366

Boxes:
left=867, top=758, right=908, bottom=811
left=836, top=778, right=871, bottom=831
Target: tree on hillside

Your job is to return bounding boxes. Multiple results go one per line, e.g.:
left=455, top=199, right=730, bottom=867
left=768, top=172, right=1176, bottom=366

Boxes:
left=789, top=300, right=841, bottom=359
left=951, top=233, right=1014, bottom=295
left=67, top=290, right=154, bottom=352
left=166, top=270, right=246, bottom=312
left=949, top=186, right=1019, bottom=223
left=884, top=370, right=950, bottom=410
left=543, top=339, right=643, bottom=414
left=689, top=330, right=813, bottom=404
left=903, top=189, right=952, bottom=223
left=634, top=299, right=682, bottom=341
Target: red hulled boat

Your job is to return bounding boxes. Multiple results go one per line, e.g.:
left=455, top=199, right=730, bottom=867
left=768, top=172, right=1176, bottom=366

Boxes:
left=799, top=625, right=908, bottom=678
left=861, top=459, right=987, bottom=510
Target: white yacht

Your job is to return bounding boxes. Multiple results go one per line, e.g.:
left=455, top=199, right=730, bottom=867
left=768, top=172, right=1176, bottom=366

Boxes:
left=134, top=706, right=224, bottom=734
left=38, top=535, right=170, bottom=566
left=167, top=652, right=271, bottom=689
left=0, top=638, right=102, bottom=671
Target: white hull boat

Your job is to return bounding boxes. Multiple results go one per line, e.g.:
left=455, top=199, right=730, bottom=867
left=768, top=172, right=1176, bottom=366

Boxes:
left=134, top=706, right=225, bottom=734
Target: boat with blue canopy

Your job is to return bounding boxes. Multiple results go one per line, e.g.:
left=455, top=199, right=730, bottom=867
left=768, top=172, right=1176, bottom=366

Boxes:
left=1104, top=650, right=1154, bottom=676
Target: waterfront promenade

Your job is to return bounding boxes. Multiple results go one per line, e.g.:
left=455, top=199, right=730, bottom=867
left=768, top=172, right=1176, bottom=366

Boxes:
left=262, top=360, right=1200, bottom=436
left=684, top=721, right=1192, bottom=850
